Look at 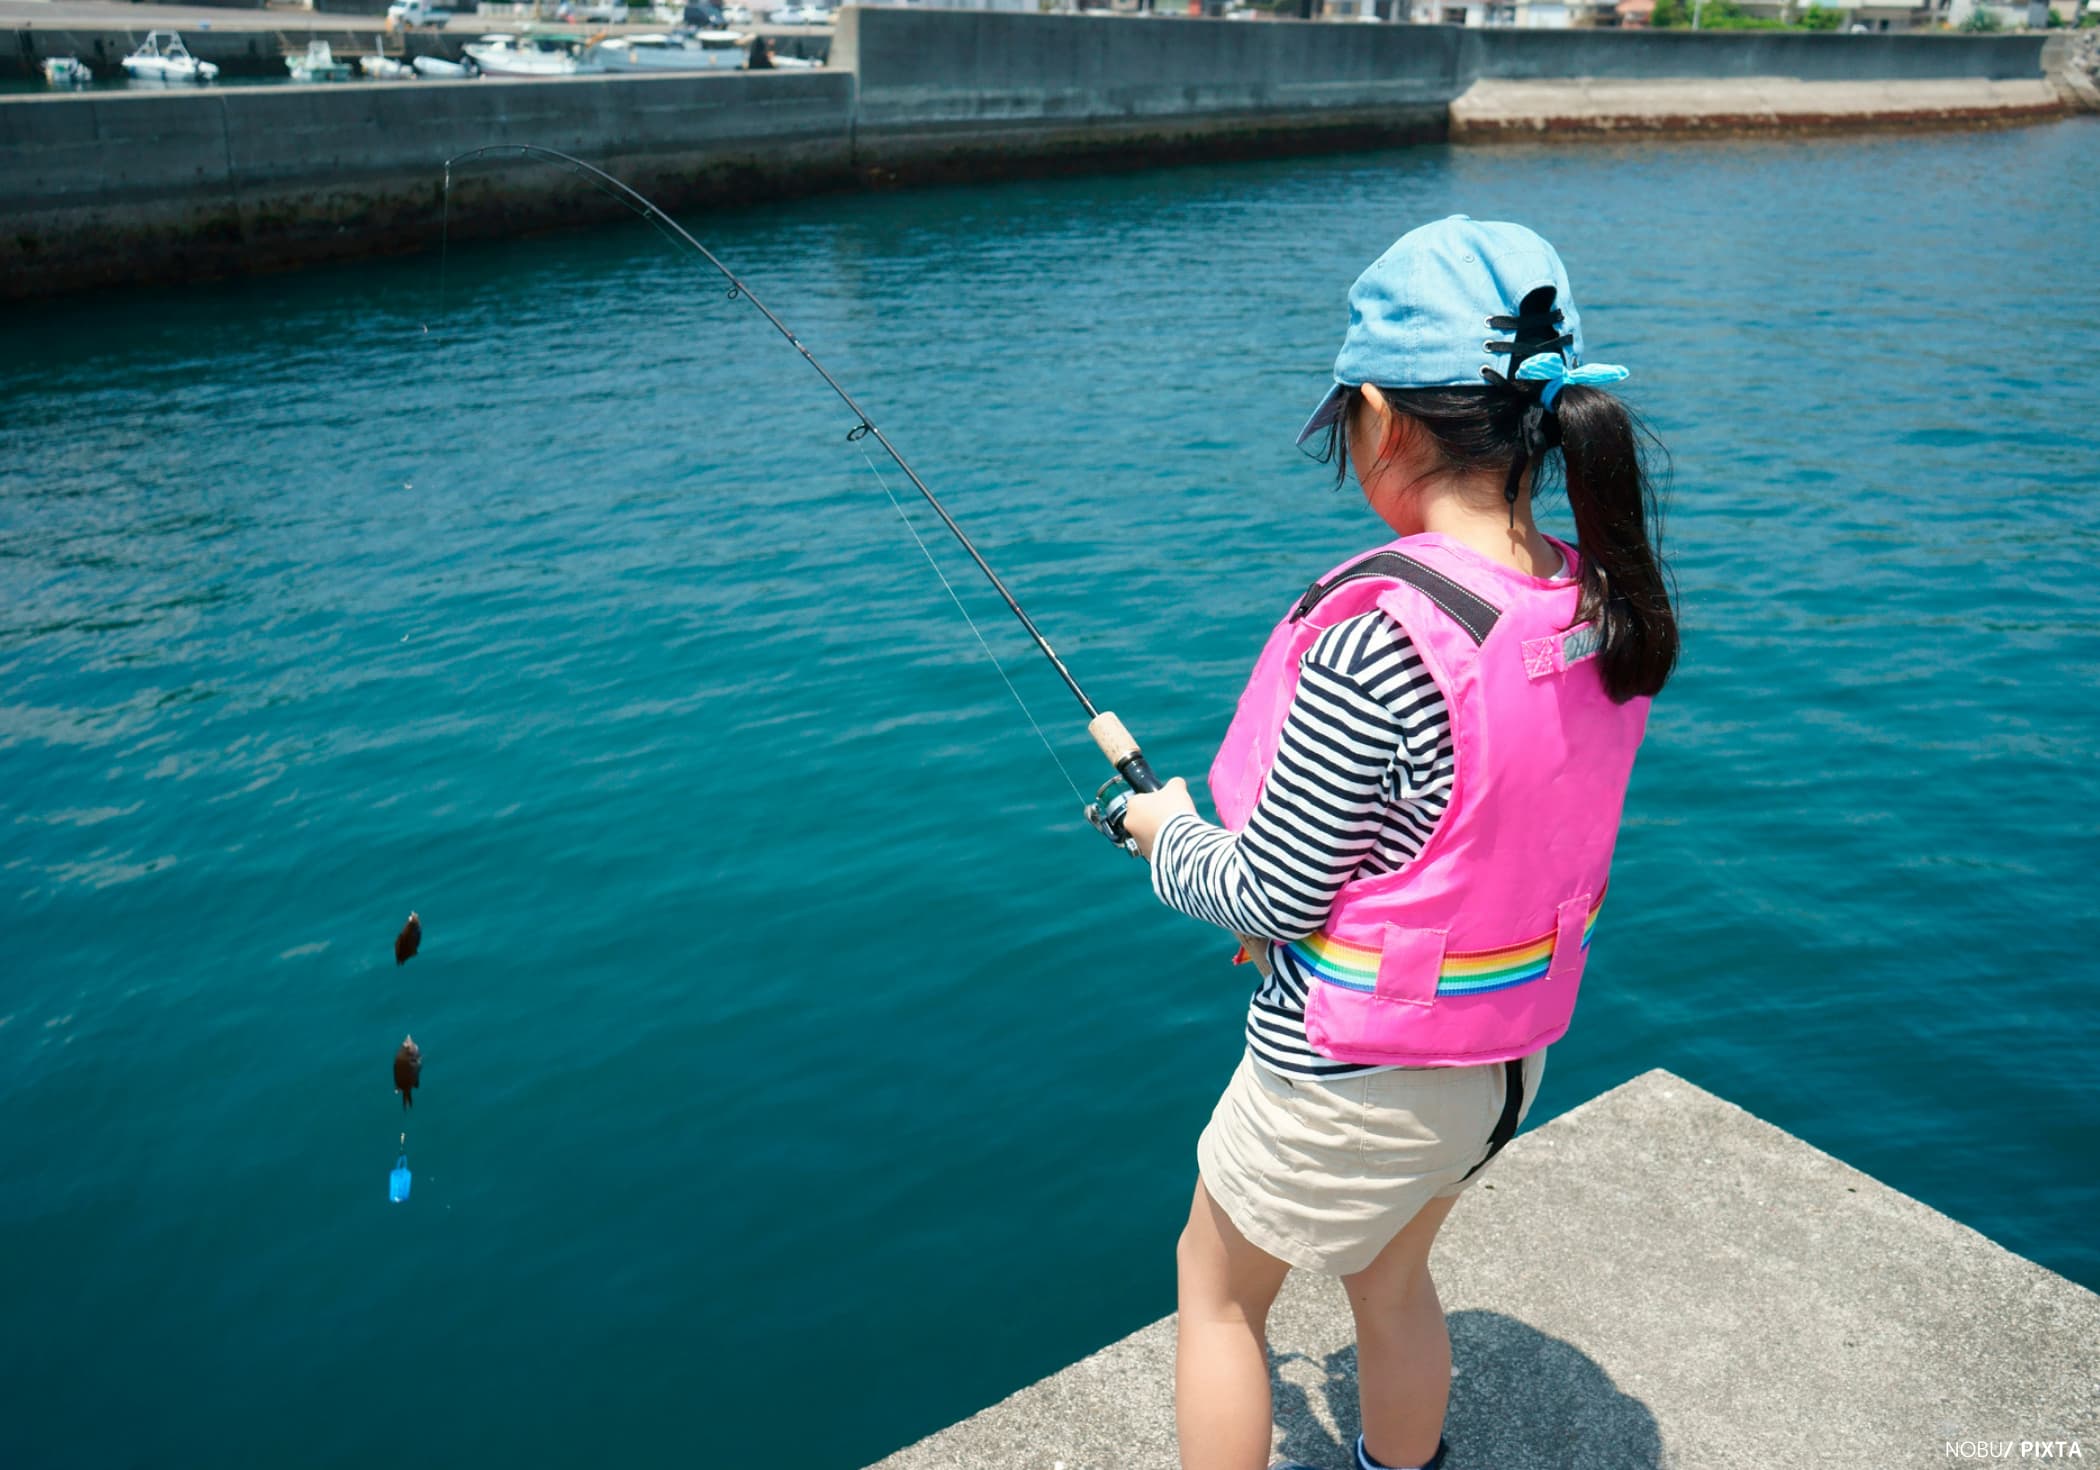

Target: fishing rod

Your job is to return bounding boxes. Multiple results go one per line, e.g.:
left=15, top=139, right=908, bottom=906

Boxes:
left=442, top=146, right=1160, bottom=850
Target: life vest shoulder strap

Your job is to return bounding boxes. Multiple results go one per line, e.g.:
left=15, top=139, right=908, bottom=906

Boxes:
left=1288, top=550, right=1501, bottom=646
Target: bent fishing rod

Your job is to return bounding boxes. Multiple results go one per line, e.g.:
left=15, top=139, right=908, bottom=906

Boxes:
left=443, top=145, right=1159, bottom=850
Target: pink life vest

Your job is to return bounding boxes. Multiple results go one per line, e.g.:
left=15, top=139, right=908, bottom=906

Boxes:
left=1207, top=531, right=1650, bottom=1068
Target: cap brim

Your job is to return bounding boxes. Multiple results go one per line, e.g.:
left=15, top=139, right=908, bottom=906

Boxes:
left=1295, top=381, right=1349, bottom=448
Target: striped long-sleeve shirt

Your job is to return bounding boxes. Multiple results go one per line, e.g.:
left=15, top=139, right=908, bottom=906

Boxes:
left=1150, top=608, right=1461, bottom=1080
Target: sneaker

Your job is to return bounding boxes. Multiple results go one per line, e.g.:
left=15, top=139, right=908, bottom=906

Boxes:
left=1270, top=1434, right=1451, bottom=1470
left=1347, top=1438, right=1451, bottom=1470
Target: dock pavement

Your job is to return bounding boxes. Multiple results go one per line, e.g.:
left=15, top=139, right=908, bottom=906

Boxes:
left=867, top=1069, right=2099, bottom=1470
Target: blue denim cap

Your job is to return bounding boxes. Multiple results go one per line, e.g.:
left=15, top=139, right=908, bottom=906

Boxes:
left=1296, top=216, right=1590, bottom=447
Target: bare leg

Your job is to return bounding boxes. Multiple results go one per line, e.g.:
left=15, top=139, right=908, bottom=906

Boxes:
left=1175, top=1177, right=1294, bottom=1470
left=1341, top=1193, right=1462, bottom=1469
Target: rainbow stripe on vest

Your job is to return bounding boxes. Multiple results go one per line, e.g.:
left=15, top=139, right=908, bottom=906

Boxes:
left=1283, top=888, right=1607, bottom=998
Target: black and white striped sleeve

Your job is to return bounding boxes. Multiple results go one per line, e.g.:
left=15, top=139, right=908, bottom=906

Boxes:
left=1150, top=611, right=1434, bottom=943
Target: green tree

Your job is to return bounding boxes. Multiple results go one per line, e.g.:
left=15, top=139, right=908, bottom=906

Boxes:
left=1800, top=2, right=1844, bottom=25
left=1652, top=0, right=1792, bottom=27
left=1959, top=4, right=2004, bottom=27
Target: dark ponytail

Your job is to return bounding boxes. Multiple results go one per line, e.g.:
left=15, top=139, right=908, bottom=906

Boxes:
left=1315, top=382, right=1679, bottom=704
left=1548, top=384, right=1678, bottom=702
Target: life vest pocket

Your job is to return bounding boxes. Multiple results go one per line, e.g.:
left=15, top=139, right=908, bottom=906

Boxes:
left=1372, top=923, right=1450, bottom=1009
left=1546, top=894, right=1594, bottom=986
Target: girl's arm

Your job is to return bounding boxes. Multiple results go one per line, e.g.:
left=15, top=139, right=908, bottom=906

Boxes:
left=1131, top=614, right=1430, bottom=944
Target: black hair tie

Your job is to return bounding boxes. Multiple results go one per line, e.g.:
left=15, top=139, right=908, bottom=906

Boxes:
left=1501, top=390, right=1563, bottom=528
left=1481, top=284, right=1573, bottom=529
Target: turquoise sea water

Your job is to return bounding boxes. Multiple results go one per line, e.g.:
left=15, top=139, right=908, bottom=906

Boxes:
left=4, top=119, right=2097, bottom=1468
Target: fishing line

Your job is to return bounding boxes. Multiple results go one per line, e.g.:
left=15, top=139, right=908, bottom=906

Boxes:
left=442, top=147, right=1106, bottom=709
left=855, top=443, right=1088, bottom=807
left=438, top=145, right=1165, bottom=848
left=438, top=161, right=450, bottom=323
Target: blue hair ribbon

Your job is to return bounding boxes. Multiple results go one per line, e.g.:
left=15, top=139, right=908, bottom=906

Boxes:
left=1517, top=356, right=1630, bottom=409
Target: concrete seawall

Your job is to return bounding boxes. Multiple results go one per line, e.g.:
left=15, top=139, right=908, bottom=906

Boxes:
left=839, top=12, right=2056, bottom=171
left=1459, top=26, right=2047, bottom=82
left=0, top=7, right=2070, bottom=300
left=1443, top=27, right=2065, bottom=138
left=839, top=12, right=1463, bottom=173
left=2, top=72, right=856, bottom=295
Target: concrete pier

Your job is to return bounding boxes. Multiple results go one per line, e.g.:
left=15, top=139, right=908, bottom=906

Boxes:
left=866, top=1069, right=2100, bottom=1470
left=1450, top=75, right=2067, bottom=140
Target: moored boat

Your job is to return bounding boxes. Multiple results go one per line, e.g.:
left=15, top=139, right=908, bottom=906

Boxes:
left=42, top=56, right=94, bottom=87
left=287, top=40, right=354, bottom=82
left=411, top=53, right=478, bottom=78
left=462, top=32, right=584, bottom=78
left=120, top=32, right=220, bottom=84
left=583, top=29, right=749, bottom=73
left=360, top=50, right=416, bottom=79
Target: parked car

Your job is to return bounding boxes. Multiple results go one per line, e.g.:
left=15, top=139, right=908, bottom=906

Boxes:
left=385, top=0, right=457, bottom=27
left=771, top=4, right=832, bottom=22
left=723, top=2, right=752, bottom=21
left=683, top=1, right=727, bottom=26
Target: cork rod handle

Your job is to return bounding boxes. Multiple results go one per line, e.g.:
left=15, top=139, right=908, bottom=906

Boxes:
left=1088, top=711, right=1161, bottom=794
left=1088, top=712, right=1139, bottom=769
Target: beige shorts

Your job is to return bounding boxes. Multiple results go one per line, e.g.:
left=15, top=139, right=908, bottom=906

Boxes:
left=1195, top=1045, right=1547, bottom=1277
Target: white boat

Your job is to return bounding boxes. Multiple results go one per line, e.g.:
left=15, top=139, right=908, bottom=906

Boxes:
left=411, top=54, right=478, bottom=78
left=584, top=30, right=749, bottom=73
left=287, top=40, right=353, bottom=82
left=42, top=56, right=94, bottom=87
left=766, top=51, right=820, bottom=69
left=360, top=50, right=416, bottom=79
left=120, top=32, right=220, bottom=84
left=462, top=32, right=584, bottom=77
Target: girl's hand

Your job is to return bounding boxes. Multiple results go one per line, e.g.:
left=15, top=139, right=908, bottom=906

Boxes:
left=1120, top=777, right=1198, bottom=861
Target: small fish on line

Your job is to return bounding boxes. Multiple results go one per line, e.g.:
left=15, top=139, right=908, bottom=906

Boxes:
left=395, top=912, right=421, bottom=966
left=394, top=1035, right=421, bottom=1111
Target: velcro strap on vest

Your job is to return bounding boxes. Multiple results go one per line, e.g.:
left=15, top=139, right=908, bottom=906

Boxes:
left=1290, top=551, right=1501, bottom=644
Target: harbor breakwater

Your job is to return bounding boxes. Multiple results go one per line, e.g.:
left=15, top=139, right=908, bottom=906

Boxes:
left=0, top=7, right=2071, bottom=299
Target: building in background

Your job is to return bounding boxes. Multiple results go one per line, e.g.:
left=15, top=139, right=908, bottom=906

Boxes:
left=1775, top=0, right=1955, bottom=26
left=1615, top=0, right=1957, bottom=24
left=1944, top=0, right=2050, bottom=21
left=1396, top=0, right=1618, bottom=22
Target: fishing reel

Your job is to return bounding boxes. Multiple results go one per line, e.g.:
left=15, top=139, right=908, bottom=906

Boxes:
left=1083, top=711, right=1160, bottom=859
left=1086, top=775, right=1141, bottom=857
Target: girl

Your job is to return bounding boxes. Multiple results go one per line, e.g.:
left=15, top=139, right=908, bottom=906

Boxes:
left=1118, top=217, right=1679, bottom=1470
